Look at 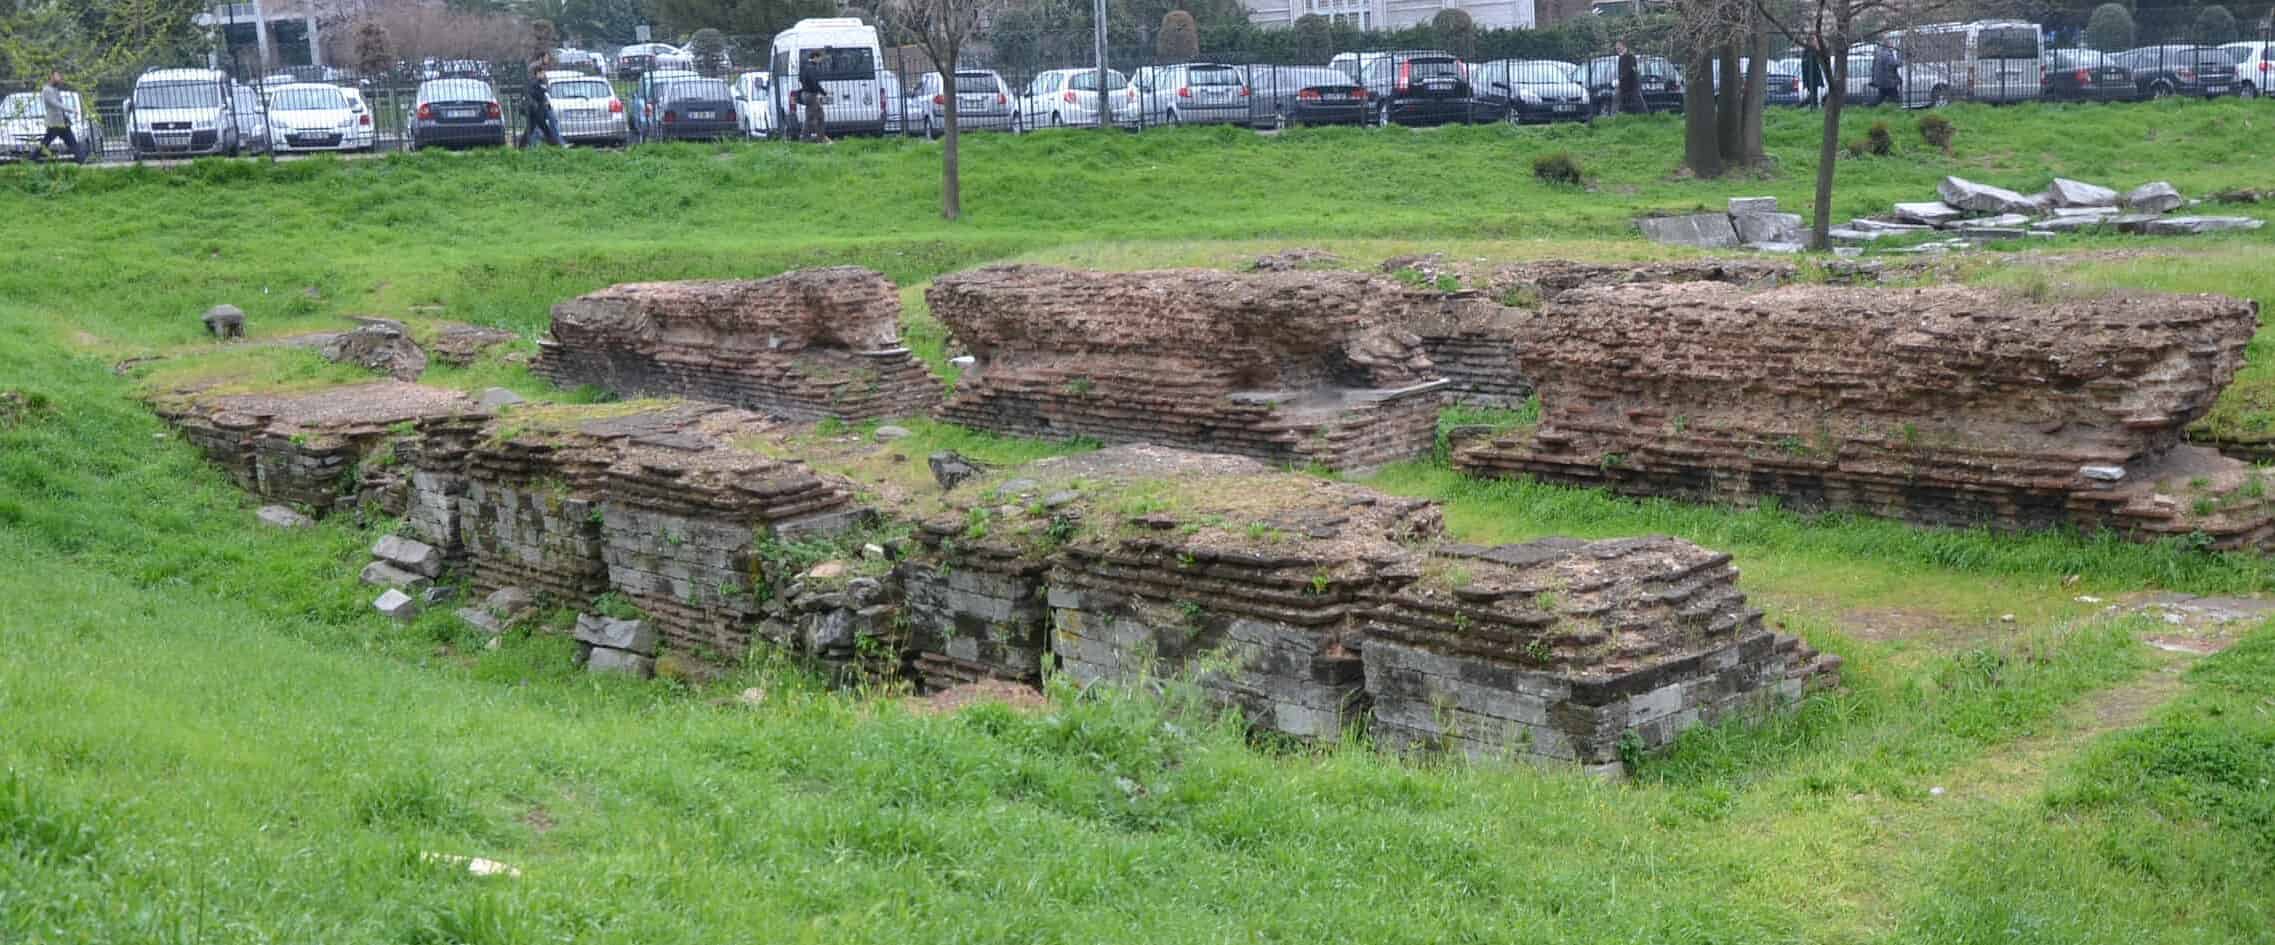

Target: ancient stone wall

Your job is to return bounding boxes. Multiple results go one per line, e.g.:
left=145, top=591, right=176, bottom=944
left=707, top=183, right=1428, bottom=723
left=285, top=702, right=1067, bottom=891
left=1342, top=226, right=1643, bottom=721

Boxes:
left=927, top=265, right=1448, bottom=472
left=533, top=267, right=942, bottom=424
left=900, top=537, right=1054, bottom=691
left=154, top=382, right=482, bottom=515
left=1453, top=282, right=2275, bottom=549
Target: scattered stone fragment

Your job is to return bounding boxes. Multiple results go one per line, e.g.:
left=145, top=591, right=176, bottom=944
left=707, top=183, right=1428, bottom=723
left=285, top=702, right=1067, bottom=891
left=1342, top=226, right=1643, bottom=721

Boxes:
left=257, top=505, right=312, bottom=529
left=584, top=647, right=656, bottom=677
left=361, top=560, right=432, bottom=592
left=373, top=588, right=419, bottom=621
left=320, top=320, right=428, bottom=381
left=930, top=451, right=983, bottom=491
left=455, top=607, right=504, bottom=635
left=2050, top=206, right=2120, bottom=220
left=1249, top=248, right=1342, bottom=271
left=2124, top=181, right=2184, bottom=213
left=421, top=586, right=458, bottom=606
left=1727, top=196, right=1779, bottom=214
left=201, top=304, right=246, bottom=339
left=1938, top=176, right=2040, bottom=214
left=1848, top=219, right=1933, bottom=233
left=2045, top=178, right=2118, bottom=208
left=2142, top=216, right=2265, bottom=236
left=1636, top=213, right=1740, bottom=248
left=2080, top=465, right=2127, bottom=482
left=573, top=613, right=657, bottom=654
left=420, top=853, right=520, bottom=878
left=2108, top=213, right=2166, bottom=233
left=1731, top=211, right=1804, bottom=245
left=1893, top=201, right=1964, bottom=226
left=475, top=387, right=525, bottom=410
left=872, top=424, right=912, bottom=442
left=428, top=325, right=518, bottom=367
left=1955, top=213, right=2032, bottom=229
left=373, top=534, right=444, bottom=577
left=483, top=587, right=533, bottom=620
left=738, top=686, right=767, bottom=705
left=801, top=561, right=850, bottom=582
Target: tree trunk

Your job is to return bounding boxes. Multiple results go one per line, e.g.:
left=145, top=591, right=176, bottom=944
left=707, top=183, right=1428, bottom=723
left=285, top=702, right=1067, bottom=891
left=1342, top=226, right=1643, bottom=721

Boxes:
left=1683, top=47, right=1723, bottom=178
left=1716, top=42, right=1743, bottom=165
left=1739, top=31, right=1768, bottom=165
left=1811, top=49, right=1845, bottom=251
left=942, top=52, right=961, bottom=221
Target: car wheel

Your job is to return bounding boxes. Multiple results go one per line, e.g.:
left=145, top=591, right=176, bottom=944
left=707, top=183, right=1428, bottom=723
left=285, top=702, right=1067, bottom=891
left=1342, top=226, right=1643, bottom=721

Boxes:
left=1377, top=102, right=1392, bottom=127
left=1928, top=85, right=1951, bottom=108
left=2241, top=82, right=2260, bottom=99
left=2150, top=80, right=2174, bottom=100
left=1272, top=111, right=1287, bottom=131
left=1506, top=106, right=1524, bottom=127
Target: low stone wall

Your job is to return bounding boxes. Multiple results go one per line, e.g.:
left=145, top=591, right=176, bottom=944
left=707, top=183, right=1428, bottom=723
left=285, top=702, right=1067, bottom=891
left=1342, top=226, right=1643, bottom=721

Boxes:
left=928, top=265, right=1447, bottom=472
left=1453, top=282, right=2275, bottom=549
left=533, top=267, right=942, bottom=424
left=155, top=382, right=482, bottom=515
left=899, top=540, right=1054, bottom=691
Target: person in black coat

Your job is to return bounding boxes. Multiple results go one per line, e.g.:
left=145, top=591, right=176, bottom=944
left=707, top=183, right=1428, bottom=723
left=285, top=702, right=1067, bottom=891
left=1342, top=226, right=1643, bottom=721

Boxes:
left=1615, top=40, right=1647, bottom=114
left=520, top=60, right=561, bottom=146
left=1800, top=41, right=1826, bottom=108
left=799, top=49, right=831, bottom=142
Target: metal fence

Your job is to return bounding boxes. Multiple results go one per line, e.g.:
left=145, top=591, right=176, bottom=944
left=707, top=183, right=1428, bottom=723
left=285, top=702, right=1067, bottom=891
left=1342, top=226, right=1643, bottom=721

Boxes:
left=3, top=15, right=2270, bottom=166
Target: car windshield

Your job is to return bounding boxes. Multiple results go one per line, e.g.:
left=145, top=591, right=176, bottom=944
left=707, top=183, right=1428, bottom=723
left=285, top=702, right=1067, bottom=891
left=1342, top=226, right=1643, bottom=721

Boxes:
left=949, top=72, right=998, bottom=93
left=804, top=47, right=875, bottom=80
left=421, top=80, right=492, bottom=103
left=1405, top=58, right=1463, bottom=80
left=135, top=81, right=222, bottom=110
left=1, top=92, right=41, bottom=119
left=1068, top=71, right=1129, bottom=92
left=552, top=80, right=612, bottom=99
left=1287, top=68, right=1351, bottom=86
left=660, top=79, right=730, bottom=101
left=1187, top=65, right=1242, bottom=86
left=274, top=88, right=346, bottom=110
left=1513, top=62, right=1574, bottom=83
left=1976, top=27, right=2038, bottom=60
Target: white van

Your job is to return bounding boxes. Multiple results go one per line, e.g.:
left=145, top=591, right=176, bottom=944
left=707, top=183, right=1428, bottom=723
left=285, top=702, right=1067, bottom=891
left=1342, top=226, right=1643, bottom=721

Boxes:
left=128, top=68, right=240, bottom=159
left=769, top=17, right=886, bottom=137
left=1903, top=20, right=2043, bottom=103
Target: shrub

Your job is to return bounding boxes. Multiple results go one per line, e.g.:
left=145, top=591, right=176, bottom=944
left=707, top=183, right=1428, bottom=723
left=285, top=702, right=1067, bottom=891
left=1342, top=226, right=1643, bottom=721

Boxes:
left=2195, top=5, right=2239, bottom=44
left=1157, top=11, right=1200, bottom=62
left=688, top=28, right=728, bottom=76
left=1432, top=8, right=1477, bottom=60
left=1532, top=151, right=1584, bottom=186
left=1292, top=14, right=1332, bottom=62
left=1918, top=113, right=1954, bottom=152
left=2086, top=3, right=2135, bottom=52
left=1866, top=121, right=1893, bottom=156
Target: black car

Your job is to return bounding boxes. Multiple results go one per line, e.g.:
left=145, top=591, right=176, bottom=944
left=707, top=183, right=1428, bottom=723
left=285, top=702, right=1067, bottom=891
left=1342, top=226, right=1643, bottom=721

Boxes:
left=1247, top=65, right=1371, bottom=127
left=1472, top=60, right=1592, bottom=124
left=1357, top=51, right=1483, bottom=126
left=645, top=78, right=737, bottom=141
left=2108, top=45, right=2239, bottom=99
left=2040, top=51, right=2134, bottom=102
left=1579, top=54, right=1684, bottom=114
left=408, top=78, right=506, bottom=150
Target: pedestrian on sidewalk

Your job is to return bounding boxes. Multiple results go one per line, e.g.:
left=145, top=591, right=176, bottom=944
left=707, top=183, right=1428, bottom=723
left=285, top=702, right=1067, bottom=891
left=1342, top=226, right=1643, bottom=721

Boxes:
left=33, top=71, right=86, bottom=163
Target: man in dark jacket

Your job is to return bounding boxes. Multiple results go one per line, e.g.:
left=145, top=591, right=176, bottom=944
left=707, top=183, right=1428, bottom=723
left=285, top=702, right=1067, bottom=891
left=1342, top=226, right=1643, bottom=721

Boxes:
left=799, top=49, right=830, bottom=142
left=1871, top=44, right=1903, bottom=106
left=1615, top=40, right=1647, bottom=114
left=520, top=61, right=561, bottom=146
left=1800, top=42, right=1826, bottom=108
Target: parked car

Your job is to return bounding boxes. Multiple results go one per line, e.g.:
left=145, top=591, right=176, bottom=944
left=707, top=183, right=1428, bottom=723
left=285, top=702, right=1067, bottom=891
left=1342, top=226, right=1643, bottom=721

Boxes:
left=265, top=83, right=367, bottom=154
left=340, top=86, right=377, bottom=150
left=1474, top=59, right=1591, bottom=123
left=127, top=68, right=240, bottom=159
left=616, top=43, right=678, bottom=78
left=912, top=70, right=1015, bottom=137
left=1017, top=68, right=1138, bottom=130
left=1133, top=62, right=1253, bottom=126
left=2217, top=41, right=2270, bottom=97
left=1359, top=50, right=1481, bottom=126
left=1838, top=43, right=1953, bottom=107
left=631, top=68, right=700, bottom=140
left=644, top=77, right=736, bottom=141
left=1245, top=65, right=1369, bottom=127
left=1707, top=59, right=1804, bottom=106
left=1579, top=54, right=1683, bottom=114
left=731, top=71, right=776, bottom=138
left=0, top=89, right=101, bottom=161
left=2108, top=45, right=2238, bottom=99
left=228, top=83, right=270, bottom=154
left=553, top=48, right=610, bottom=77
left=408, top=78, right=505, bottom=150
left=435, top=60, right=491, bottom=80
left=2040, top=50, right=2135, bottom=102
left=767, top=18, right=888, bottom=137
left=881, top=69, right=914, bottom=135
left=1901, top=19, right=2044, bottom=103
left=546, top=75, right=628, bottom=146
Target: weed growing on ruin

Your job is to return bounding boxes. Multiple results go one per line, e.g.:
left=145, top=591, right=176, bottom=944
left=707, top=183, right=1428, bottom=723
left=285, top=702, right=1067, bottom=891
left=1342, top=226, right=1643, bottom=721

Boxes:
left=1064, top=376, right=1094, bottom=397
left=1531, top=150, right=1585, bottom=187
left=1495, top=285, right=1541, bottom=309
left=1918, top=113, right=1956, bottom=153
left=1523, top=638, right=1554, bottom=665
left=592, top=592, right=643, bottom=620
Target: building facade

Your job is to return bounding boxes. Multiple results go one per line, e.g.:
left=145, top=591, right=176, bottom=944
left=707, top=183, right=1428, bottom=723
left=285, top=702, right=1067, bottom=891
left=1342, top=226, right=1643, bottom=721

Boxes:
left=1242, top=0, right=1539, bottom=31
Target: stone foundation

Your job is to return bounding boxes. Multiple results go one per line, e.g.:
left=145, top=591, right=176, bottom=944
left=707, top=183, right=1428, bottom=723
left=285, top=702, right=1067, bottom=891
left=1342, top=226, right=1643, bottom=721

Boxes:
left=1454, top=282, right=2275, bottom=549
left=533, top=267, right=942, bottom=423
left=154, top=381, right=483, bottom=515
left=927, top=265, right=1448, bottom=472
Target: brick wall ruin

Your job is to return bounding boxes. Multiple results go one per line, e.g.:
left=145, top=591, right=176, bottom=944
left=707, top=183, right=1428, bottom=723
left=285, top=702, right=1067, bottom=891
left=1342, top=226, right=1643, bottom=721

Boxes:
left=927, top=265, right=1449, bottom=472
left=155, top=381, right=483, bottom=515
left=533, top=267, right=941, bottom=424
left=1453, top=282, right=2275, bottom=548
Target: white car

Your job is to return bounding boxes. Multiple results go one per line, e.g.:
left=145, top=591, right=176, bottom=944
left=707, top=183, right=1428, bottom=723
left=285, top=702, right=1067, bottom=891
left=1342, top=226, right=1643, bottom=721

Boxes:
left=2221, top=41, right=2271, bottom=97
left=731, top=71, right=775, bottom=138
left=228, top=84, right=270, bottom=154
left=546, top=75, right=628, bottom=146
left=266, top=83, right=366, bottom=153
left=0, top=89, right=101, bottom=161
left=1017, top=68, right=1139, bottom=130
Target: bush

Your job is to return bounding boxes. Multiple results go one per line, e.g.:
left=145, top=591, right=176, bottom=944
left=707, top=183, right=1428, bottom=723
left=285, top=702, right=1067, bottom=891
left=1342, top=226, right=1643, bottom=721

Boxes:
left=1433, top=8, right=1478, bottom=60
left=1292, top=14, right=1332, bottom=62
left=1532, top=151, right=1584, bottom=186
left=2195, top=5, right=2239, bottom=44
left=1158, top=11, right=1200, bottom=62
left=1866, top=121, right=1893, bottom=156
left=1918, top=113, right=1954, bottom=152
left=2086, top=3, right=2135, bottom=52
left=688, top=28, right=727, bottom=76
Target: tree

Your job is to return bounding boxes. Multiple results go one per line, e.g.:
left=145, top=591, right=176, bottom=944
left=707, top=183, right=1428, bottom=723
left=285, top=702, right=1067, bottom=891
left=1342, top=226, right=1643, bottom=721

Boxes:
left=354, top=20, right=393, bottom=76
left=1432, top=8, right=1476, bottom=60
left=882, top=0, right=1007, bottom=221
left=2195, top=5, right=2238, bottom=44
left=649, top=0, right=839, bottom=39
left=0, top=0, right=209, bottom=85
left=1158, top=10, right=1198, bottom=61
left=2085, top=3, right=2134, bottom=51
left=1292, top=13, right=1331, bottom=62
left=688, top=27, right=727, bottom=74
left=531, top=17, right=560, bottom=62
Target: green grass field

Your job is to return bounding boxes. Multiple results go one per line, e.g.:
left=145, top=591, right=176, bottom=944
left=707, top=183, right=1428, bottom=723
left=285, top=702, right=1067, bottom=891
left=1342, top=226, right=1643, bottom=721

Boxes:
left=3, top=102, right=2274, bottom=944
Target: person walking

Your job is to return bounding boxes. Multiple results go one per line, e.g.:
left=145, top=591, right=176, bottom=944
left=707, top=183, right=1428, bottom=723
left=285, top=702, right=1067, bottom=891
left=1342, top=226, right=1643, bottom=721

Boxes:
left=33, top=72, right=86, bottom=164
left=799, top=49, right=831, bottom=143
left=519, top=60, right=561, bottom=147
left=1615, top=40, right=1648, bottom=115
left=1800, top=41, right=1826, bottom=108
left=1871, top=43, right=1903, bottom=106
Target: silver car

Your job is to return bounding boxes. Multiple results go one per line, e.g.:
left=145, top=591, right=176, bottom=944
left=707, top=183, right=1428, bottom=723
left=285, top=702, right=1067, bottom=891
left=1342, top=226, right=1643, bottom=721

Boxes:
left=1017, top=68, right=1138, bottom=130
left=912, top=70, right=1014, bottom=137
left=1133, top=62, right=1253, bottom=126
left=546, top=76, right=628, bottom=146
left=228, top=84, right=270, bottom=153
